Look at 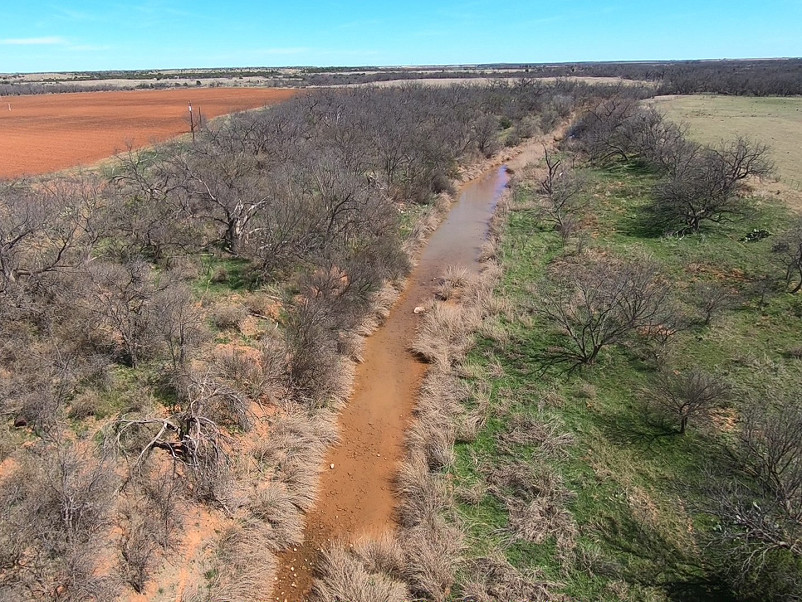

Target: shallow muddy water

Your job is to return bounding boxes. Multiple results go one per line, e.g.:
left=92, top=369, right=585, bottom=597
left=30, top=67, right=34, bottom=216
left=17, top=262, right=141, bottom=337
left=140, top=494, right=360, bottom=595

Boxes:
left=273, top=165, right=511, bottom=600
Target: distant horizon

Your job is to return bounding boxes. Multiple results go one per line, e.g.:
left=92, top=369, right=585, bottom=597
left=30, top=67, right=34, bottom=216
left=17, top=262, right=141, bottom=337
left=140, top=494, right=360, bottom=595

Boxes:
left=4, top=56, right=802, bottom=77
left=2, top=0, right=799, bottom=73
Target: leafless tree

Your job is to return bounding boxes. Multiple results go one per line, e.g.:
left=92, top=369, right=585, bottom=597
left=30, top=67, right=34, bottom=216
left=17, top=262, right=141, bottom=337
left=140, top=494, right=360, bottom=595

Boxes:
left=706, top=389, right=802, bottom=596
left=0, top=176, right=102, bottom=291
left=567, top=97, right=641, bottom=164
left=691, top=280, right=737, bottom=325
left=84, top=260, right=165, bottom=367
left=535, top=254, right=675, bottom=367
left=773, top=219, right=802, bottom=293
left=0, top=438, right=120, bottom=600
left=165, top=141, right=273, bottom=256
left=107, top=146, right=202, bottom=261
left=538, top=147, right=586, bottom=242
left=473, top=114, right=501, bottom=158
left=651, top=138, right=773, bottom=234
left=152, top=282, right=208, bottom=370
left=113, top=370, right=248, bottom=510
left=652, top=368, right=730, bottom=434
left=0, top=340, right=85, bottom=431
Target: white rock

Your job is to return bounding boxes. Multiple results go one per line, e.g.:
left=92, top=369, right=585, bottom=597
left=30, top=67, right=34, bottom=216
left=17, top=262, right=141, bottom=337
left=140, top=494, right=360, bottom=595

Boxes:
left=413, top=306, right=425, bottom=314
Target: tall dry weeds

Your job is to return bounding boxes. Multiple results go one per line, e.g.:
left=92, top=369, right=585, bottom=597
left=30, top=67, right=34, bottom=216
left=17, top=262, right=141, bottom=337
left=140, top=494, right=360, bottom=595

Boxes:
left=312, top=543, right=410, bottom=602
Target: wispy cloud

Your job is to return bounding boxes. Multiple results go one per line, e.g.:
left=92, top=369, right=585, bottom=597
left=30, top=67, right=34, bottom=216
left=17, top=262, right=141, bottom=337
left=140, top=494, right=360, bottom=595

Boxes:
left=0, top=36, right=66, bottom=45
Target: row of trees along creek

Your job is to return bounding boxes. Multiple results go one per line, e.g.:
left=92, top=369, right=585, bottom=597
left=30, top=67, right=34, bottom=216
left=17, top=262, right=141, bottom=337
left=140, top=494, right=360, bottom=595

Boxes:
left=512, top=98, right=801, bottom=599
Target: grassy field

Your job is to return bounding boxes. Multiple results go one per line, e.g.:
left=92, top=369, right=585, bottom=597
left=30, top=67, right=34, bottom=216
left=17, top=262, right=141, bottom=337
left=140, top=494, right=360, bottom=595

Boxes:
left=449, top=161, right=802, bottom=600
left=649, top=95, right=802, bottom=190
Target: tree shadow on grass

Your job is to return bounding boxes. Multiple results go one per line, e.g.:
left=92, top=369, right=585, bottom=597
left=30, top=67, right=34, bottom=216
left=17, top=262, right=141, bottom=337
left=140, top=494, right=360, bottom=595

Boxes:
left=596, top=408, right=678, bottom=449
left=594, top=506, right=736, bottom=602
left=662, top=576, right=738, bottom=602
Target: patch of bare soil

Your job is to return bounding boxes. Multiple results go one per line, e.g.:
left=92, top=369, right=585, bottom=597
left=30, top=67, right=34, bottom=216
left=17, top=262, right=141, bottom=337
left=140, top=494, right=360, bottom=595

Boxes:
left=0, top=88, right=297, bottom=178
left=272, top=134, right=554, bottom=601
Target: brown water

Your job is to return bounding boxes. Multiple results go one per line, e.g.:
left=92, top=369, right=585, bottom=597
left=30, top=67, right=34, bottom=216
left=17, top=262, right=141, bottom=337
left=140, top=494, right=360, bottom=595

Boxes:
left=272, top=165, right=511, bottom=601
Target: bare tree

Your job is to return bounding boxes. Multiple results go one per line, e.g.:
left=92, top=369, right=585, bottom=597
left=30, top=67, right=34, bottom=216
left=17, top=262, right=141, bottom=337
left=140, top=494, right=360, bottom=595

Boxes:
left=652, top=368, right=730, bottom=434
left=473, top=114, right=501, bottom=158
left=538, top=147, right=586, bottom=243
left=706, top=390, right=802, bottom=596
left=650, top=138, right=773, bottom=234
left=535, top=254, right=674, bottom=367
left=151, top=282, right=208, bottom=370
left=167, top=142, right=272, bottom=256
left=773, top=219, right=802, bottom=293
left=0, top=176, right=101, bottom=291
left=113, top=370, right=249, bottom=510
left=691, top=280, right=737, bottom=325
left=107, top=146, right=201, bottom=261
left=620, top=106, right=699, bottom=176
left=0, top=439, right=120, bottom=600
left=85, top=260, right=164, bottom=368
left=567, top=97, right=641, bottom=164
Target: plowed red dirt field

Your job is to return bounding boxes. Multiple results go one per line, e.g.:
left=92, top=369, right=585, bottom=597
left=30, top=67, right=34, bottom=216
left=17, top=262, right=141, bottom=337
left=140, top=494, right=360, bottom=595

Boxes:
left=0, top=87, right=297, bottom=178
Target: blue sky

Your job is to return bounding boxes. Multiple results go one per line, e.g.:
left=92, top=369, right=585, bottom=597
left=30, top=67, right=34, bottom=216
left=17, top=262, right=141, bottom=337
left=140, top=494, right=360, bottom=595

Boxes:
left=1, top=0, right=800, bottom=73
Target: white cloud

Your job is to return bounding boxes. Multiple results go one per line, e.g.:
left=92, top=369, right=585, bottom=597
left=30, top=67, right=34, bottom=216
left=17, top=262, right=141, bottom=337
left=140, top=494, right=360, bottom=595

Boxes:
left=0, top=36, right=66, bottom=45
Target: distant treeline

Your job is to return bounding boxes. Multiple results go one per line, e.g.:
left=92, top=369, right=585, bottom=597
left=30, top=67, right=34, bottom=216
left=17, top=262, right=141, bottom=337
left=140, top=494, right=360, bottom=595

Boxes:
left=302, top=59, right=802, bottom=96
left=3, top=58, right=801, bottom=96
left=0, top=82, right=120, bottom=96
left=0, top=81, right=252, bottom=96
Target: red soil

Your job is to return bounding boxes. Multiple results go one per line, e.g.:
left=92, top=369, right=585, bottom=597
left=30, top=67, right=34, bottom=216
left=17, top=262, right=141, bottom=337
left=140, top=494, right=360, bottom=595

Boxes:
left=0, top=87, right=297, bottom=178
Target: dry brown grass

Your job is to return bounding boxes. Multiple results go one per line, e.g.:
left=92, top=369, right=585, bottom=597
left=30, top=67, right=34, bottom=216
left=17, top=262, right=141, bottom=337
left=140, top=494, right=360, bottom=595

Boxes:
left=348, top=533, right=407, bottom=579
left=411, top=302, right=481, bottom=371
left=435, top=265, right=470, bottom=300
left=396, top=455, right=449, bottom=529
left=461, top=552, right=561, bottom=602
left=394, top=190, right=513, bottom=600
left=406, top=372, right=464, bottom=470
left=401, top=518, right=464, bottom=601
left=312, top=544, right=410, bottom=602
left=182, top=520, right=277, bottom=602
left=485, top=460, right=577, bottom=550
left=253, top=407, right=339, bottom=512
left=497, top=413, right=575, bottom=458
left=249, top=482, right=304, bottom=550
left=210, top=301, right=248, bottom=331
left=455, top=479, right=488, bottom=506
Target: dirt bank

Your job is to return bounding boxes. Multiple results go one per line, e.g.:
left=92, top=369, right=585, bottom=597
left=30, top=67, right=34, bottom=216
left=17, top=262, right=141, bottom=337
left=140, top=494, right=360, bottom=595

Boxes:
left=0, top=87, right=297, bottom=178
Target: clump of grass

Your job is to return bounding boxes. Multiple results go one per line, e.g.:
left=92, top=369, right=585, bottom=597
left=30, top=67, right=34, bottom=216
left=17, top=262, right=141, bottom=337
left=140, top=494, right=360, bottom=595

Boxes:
left=253, top=407, right=339, bottom=512
left=497, top=413, right=574, bottom=458
left=183, top=521, right=278, bottom=602
left=312, top=543, right=409, bottom=602
left=435, top=265, right=470, bottom=300
left=411, top=302, right=481, bottom=371
left=351, top=533, right=407, bottom=580
left=461, top=552, right=559, bottom=602
left=402, top=518, right=464, bottom=601
left=396, top=455, right=449, bottom=529
left=248, top=483, right=304, bottom=550
left=211, top=301, right=248, bottom=331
